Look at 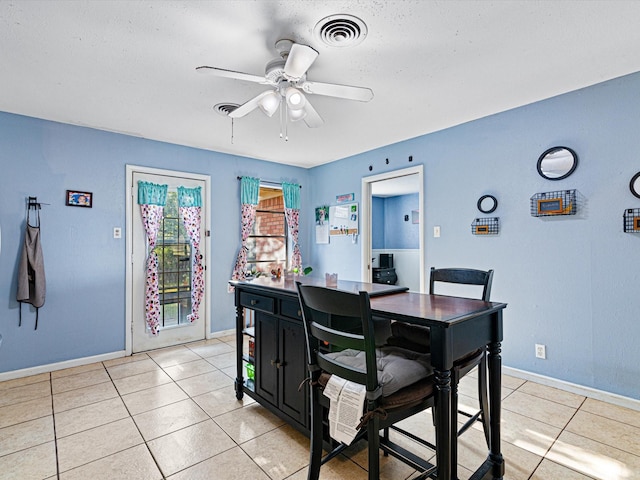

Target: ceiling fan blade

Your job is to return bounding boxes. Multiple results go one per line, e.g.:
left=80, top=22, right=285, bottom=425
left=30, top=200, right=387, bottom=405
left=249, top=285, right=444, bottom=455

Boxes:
left=196, top=66, right=267, bottom=84
left=284, top=43, right=319, bottom=80
left=302, top=100, right=324, bottom=128
left=228, top=91, right=274, bottom=118
left=300, top=81, right=374, bottom=102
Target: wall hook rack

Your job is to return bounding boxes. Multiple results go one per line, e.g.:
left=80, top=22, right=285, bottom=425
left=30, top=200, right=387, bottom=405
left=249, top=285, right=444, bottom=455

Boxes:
left=27, top=196, right=50, bottom=210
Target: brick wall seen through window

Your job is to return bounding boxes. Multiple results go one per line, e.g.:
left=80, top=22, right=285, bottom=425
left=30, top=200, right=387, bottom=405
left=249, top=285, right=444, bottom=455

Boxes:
left=247, top=187, right=287, bottom=275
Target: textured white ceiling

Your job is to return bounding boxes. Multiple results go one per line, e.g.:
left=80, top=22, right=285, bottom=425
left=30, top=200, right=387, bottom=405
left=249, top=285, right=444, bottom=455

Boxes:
left=2, top=1, right=640, bottom=168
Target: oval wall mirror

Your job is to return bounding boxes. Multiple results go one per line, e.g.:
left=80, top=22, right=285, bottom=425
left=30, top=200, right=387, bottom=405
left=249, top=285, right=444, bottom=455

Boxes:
left=537, top=146, right=578, bottom=180
left=477, top=194, right=498, bottom=214
left=630, top=172, right=640, bottom=199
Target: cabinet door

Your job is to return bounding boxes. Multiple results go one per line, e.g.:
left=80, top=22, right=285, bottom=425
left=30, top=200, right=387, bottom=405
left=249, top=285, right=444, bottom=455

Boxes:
left=255, top=312, right=278, bottom=406
left=278, top=318, right=308, bottom=427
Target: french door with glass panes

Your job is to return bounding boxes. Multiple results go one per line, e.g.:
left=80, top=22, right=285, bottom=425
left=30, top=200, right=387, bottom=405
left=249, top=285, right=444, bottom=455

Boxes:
left=131, top=170, right=207, bottom=352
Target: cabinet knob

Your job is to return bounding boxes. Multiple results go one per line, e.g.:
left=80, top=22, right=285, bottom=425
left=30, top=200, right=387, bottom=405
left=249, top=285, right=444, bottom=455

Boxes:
left=251, top=299, right=258, bottom=306
left=270, top=359, right=282, bottom=368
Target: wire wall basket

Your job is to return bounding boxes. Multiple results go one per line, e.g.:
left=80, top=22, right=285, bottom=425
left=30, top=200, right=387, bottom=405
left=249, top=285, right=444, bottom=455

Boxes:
left=530, top=190, right=577, bottom=217
left=623, top=208, right=640, bottom=233
left=471, top=217, right=499, bottom=235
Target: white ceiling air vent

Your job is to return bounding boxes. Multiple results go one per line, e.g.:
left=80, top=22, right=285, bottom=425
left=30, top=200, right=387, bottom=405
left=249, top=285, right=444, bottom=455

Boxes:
left=314, top=14, right=367, bottom=47
left=213, top=103, right=240, bottom=116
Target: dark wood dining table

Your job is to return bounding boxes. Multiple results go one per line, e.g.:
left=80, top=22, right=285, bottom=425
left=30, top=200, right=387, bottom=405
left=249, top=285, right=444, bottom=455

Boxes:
left=231, top=277, right=507, bottom=480
left=368, top=290, right=506, bottom=480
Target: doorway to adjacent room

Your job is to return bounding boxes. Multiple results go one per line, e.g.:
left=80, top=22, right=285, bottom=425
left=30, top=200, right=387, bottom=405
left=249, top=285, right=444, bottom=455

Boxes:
left=361, top=165, right=424, bottom=292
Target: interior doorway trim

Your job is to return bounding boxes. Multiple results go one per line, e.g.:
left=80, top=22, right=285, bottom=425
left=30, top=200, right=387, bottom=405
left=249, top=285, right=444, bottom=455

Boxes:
left=361, top=165, right=425, bottom=292
left=125, top=165, right=212, bottom=356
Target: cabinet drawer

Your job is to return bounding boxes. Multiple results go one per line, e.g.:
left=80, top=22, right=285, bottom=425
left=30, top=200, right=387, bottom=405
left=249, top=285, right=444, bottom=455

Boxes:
left=240, top=292, right=275, bottom=313
left=280, top=299, right=302, bottom=320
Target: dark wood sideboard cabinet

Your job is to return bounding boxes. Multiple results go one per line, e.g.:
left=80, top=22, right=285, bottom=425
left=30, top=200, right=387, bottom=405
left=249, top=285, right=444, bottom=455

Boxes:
left=235, top=285, right=309, bottom=432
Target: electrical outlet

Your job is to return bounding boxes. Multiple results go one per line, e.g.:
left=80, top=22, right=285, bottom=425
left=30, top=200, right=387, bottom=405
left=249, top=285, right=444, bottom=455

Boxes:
left=113, top=227, right=122, bottom=239
left=434, top=226, right=441, bottom=238
left=535, top=344, right=546, bottom=359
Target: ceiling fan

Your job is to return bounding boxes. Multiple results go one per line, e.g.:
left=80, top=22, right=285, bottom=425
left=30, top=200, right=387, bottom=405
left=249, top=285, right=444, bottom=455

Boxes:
left=197, top=39, right=374, bottom=131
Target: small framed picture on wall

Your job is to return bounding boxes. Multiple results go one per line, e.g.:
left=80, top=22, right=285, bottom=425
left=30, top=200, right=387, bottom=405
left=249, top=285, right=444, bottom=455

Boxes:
left=66, top=190, right=93, bottom=208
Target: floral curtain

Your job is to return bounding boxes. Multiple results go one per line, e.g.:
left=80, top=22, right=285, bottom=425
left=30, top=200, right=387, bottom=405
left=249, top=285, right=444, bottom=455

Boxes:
left=138, top=181, right=168, bottom=335
left=282, top=182, right=302, bottom=272
left=178, top=186, right=203, bottom=324
left=232, top=176, right=260, bottom=280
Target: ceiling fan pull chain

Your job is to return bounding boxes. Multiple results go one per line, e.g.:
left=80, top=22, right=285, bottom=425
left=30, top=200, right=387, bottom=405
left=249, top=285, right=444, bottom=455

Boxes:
left=231, top=118, right=234, bottom=144
left=279, top=101, right=284, bottom=139
left=285, top=105, right=289, bottom=141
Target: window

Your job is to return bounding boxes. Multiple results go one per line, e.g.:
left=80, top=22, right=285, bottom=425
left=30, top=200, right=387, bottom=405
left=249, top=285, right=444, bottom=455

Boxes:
left=246, top=186, right=288, bottom=275
left=155, top=191, right=192, bottom=327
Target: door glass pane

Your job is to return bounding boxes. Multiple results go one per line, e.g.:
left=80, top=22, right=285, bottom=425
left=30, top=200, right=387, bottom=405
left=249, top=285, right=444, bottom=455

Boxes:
left=155, top=191, right=192, bottom=328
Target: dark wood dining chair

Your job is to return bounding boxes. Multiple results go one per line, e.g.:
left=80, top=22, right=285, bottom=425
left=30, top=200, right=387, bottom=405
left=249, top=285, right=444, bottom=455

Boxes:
left=387, top=267, right=494, bottom=447
left=296, top=282, right=438, bottom=480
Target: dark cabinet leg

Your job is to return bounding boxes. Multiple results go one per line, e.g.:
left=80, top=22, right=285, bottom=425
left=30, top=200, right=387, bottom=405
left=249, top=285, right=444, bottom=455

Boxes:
left=235, top=303, right=244, bottom=400
left=488, top=340, right=505, bottom=479
left=434, top=368, right=452, bottom=480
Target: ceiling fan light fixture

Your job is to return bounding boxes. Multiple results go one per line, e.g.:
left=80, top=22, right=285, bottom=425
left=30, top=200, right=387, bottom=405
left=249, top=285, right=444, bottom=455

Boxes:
left=284, top=43, right=319, bottom=80
left=285, top=87, right=306, bottom=110
left=288, top=107, right=307, bottom=122
left=258, top=91, right=280, bottom=117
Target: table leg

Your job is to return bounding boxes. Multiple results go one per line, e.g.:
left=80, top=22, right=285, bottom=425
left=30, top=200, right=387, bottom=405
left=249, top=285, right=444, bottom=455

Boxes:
left=488, top=340, right=504, bottom=479
left=235, top=303, right=244, bottom=400
left=434, top=368, right=452, bottom=480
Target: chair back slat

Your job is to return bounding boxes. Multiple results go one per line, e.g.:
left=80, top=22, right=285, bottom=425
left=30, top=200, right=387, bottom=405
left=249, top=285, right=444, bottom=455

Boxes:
left=429, top=267, right=494, bottom=301
left=309, top=322, right=365, bottom=351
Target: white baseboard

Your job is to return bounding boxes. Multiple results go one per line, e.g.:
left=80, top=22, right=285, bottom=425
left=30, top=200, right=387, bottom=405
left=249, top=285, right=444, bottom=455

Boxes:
left=208, top=328, right=235, bottom=339
left=0, top=351, right=126, bottom=383
left=504, top=366, right=640, bottom=412
left=0, top=331, right=237, bottom=382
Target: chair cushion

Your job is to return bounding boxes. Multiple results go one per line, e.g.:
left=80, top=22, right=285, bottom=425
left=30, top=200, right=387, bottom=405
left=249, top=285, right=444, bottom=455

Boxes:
left=324, top=346, right=433, bottom=396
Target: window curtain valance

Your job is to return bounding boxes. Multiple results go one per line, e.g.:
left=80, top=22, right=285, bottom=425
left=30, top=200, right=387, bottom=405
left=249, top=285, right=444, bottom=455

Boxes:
left=177, top=186, right=202, bottom=208
left=138, top=181, right=168, bottom=206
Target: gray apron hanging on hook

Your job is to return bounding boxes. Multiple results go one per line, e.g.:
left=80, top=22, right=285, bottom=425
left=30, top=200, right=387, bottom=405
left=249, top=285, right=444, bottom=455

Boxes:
left=17, top=207, right=46, bottom=329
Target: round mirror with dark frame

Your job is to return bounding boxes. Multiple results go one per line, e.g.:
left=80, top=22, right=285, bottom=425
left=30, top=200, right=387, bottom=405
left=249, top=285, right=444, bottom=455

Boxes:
left=477, top=194, right=498, bottom=214
left=537, top=146, right=578, bottom=180
left=630, top=172, right=640, bottom=199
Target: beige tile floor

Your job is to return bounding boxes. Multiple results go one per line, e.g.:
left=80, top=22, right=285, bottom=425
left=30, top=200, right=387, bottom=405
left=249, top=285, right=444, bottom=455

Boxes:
left=1, top=335, right=639, bottom=480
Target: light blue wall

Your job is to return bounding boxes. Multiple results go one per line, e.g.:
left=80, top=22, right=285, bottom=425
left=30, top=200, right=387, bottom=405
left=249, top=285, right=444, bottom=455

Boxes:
left=385, top=193, right=419, bottom=249
left=307, top=72, right=640, bottom=399
left=372, top=196, right=385, bottom=249
left=372, top=194, right=420, bottom=249
left=0, top=113, right=309, bottom=373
